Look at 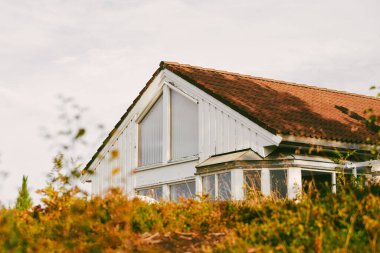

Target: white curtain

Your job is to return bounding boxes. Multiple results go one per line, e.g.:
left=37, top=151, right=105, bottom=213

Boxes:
left=171, top=90, right=198, bottom=160
left=140, top=96, right=163, bottom=166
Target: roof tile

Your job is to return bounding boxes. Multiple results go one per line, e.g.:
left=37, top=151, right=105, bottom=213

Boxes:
left=163, top=61, right=380, bottom=143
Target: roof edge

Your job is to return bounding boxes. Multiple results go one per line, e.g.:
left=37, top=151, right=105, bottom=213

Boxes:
left=161, top=61, right=379, bottom=102
left=82, top=65, right=164, bottom=173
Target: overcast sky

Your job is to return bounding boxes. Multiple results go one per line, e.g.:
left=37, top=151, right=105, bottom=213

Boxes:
left=0, top=0, right=379, bottom=205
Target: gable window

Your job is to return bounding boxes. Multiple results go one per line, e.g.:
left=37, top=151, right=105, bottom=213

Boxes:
left=139, top=96, right=163, bottom=166
left=171, top=90, right=199, bottom=161
left=138, top=86, right=199, bottom=167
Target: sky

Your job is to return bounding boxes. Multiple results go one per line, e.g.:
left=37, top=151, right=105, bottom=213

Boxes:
left=0, top=0, right=379, bottom=205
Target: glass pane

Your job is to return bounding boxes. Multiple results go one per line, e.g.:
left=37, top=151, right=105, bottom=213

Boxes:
left=171, top=90, right=198, bottom=160
left=170, top=181, right=195, bottom=202
left=202, top=175, right=215, bottom=200
left=137, top=187, right=163, bottom=201
left=245, top=170, right=261, bottom=193
left=301, top=170, right=332, bottom=194
left=140, top=96, right=163, bottom=166
left=270, top=170, right=287, bottom=198
left=218, top=172, right=231, bottom=200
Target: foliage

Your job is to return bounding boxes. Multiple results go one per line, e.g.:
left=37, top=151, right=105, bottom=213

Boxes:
left=15, top=176, right=32, bottom=211
left=0, top=182, right=379, bottom=252
left=40, top=94, right=105, bottom=191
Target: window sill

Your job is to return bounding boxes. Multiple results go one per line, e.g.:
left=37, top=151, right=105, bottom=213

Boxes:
left=136, top=156, right=199, bottom=172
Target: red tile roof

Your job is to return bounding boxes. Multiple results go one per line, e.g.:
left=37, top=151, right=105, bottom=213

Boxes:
left=162, top=61, right=380, bottom=144
left=83, top=61, right=379, bottom=171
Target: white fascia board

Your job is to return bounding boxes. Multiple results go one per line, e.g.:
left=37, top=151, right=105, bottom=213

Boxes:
left=87, top=71, right=167, bottom=173
left=162, top=69, right=282, bottom=146
left=346, top=160, right=380, bottom=168
left=292, top=159, right=341, bottom=170
left=281, top=135, right=373, bottom=151
left=165, top=81, right=198, bottom=104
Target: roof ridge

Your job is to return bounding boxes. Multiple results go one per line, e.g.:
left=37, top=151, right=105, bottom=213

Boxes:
left=162, top=61, right=379, bottom=102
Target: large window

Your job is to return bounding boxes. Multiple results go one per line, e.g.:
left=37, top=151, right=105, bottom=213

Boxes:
left=137, top=186, right=163, bottom=201
left=270, top=170, right=287, bottom=198
left=218, top=172, right=231, bottom=200
left=302, top=170, right=332, bottom=195
left=139, top=96, right=163, bottom=166
left=202, top=175, right=216, bottom=200
left=202, top=172, right=231, bottom=200
left=245, top=170, right=261, bottom=194
left=170, top=181, right=196, bottom=202
left=139, top=87, right=199, bottom=167
left=171, top=90, right=198, bottom=160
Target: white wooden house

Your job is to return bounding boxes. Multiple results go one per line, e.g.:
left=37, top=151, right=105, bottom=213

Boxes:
left=82, top=62, right=380, bottom=201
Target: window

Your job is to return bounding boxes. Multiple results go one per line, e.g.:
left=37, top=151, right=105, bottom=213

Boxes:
left=302, top=170, right=332, bottom=194
left=245, top=170, right=261, bottom=193
left=137, top=186, right=163, bottom=201
left=171, top=90, right=198, bottom=160
left=170, top=181, right=195, bottom=202
left=218, top=172, right=231, bottom=200
left=202, top=175, right=216, bottom=200
left=138, top=88, right=199, bottom=167
left=202, top=172, right=231, bottom=201
left=270, top=170, right=287, bottom=198
left=139, top=96, right=163, bottom=166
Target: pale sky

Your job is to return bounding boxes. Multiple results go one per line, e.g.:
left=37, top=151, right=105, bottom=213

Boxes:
left=0, top=0, right=379, bottom=205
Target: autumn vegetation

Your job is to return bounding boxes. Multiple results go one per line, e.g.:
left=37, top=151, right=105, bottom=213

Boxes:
left=1, top=94, right=380, bottom=252
left=0, top=176, right=379, bottom=252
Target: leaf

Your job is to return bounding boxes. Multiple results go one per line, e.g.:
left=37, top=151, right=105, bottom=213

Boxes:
left=110, top=149, right=119, bottom=160
left=112, top=167, right=120, bottom=176
left=74, top=128, right=86, bottom=140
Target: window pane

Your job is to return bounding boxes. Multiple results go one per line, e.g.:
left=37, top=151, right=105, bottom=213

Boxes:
left=245, top=170, right=261, bottom=193
left=202, top=175, right=215, bottom=200
left=140, top=96, right=163, bottom=166
left=270, top=170, right=287, bottom=198
left=137, top=187, right=163, bottom=201
left=171, top=90, right=198, bottom=160
left=170, top=181, right=195, bottom=202
left=218, top=172, right=231, bottom=200
left=302, top=170, right=332, bottom=194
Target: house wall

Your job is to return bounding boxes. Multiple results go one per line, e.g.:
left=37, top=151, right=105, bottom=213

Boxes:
left=88, top=69, right=281, bottom=197
left=135, top=160, right=198, bottom=188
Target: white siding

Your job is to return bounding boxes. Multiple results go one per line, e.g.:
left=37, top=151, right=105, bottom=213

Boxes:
left=135, top=160, right=197, bottom=187
left=88, top=70, right=280, bottom=197
left=198, top=100, right=270, bottom=161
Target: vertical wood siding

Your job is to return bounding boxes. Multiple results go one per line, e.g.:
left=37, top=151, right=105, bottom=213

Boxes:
left=90, top=79, right=276, bottom=196
left=198, top=100, right=266, bottom=161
